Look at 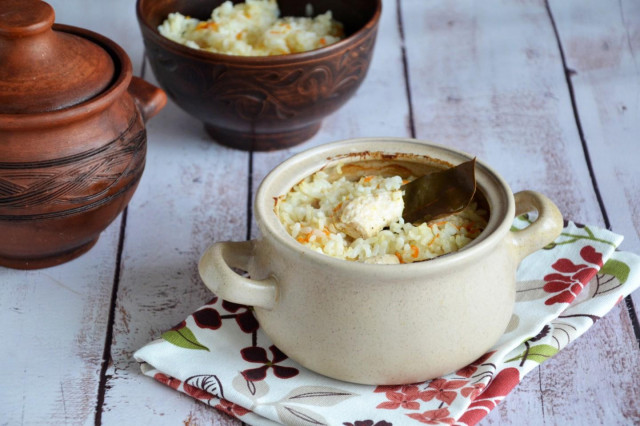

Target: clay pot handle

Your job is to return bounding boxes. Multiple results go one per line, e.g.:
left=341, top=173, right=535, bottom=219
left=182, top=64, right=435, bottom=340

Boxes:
left=509, top=191, right=564, bottom=263
left=199, top=240, right=278, bottom=310
left=127, top=76, right=167, bottom=122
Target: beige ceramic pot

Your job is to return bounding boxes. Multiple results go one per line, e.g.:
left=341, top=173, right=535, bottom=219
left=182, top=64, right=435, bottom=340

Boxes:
left=199, top=138, right=563, bottom=385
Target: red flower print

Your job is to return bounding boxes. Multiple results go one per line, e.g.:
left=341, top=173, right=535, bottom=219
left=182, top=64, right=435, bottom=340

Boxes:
left=457, top=368, right=520, bottom=426
left=420, top=379, right=467, bottom=405
left=193, top=308, right=222, bottom=330
left=215, top=399, right=250, bottom=417
left=376, top=385, right=423, bottom=410
left=406, top=408, right=455, bottom=424
left=373, top=383, right=421, bottom=393
left=183, top=383, right=215, bottom=400
left=222, top=301, right=259, bottom=333
left=460, top=383, right=486, bottom=400
left=474, top=351, right=496, bottom=365
left=154, top=373, right=181, bottom=390
left=241, top=345, right=299, bottom=381
left=455, top=351, right=495, bottom=378
left=456, top=365, right=478, bottom=379
left=543, top=246, right=603, bottom=305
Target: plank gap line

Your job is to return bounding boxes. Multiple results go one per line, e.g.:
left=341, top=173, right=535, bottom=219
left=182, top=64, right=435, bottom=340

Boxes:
left=544, top=0, right=610, bottom=230
left=544, top=0, right=640, bottom=348
left=396, top=0, right=416, bottom=138
left=246, top=151, right=254, bottom=241
left=617, top=0, right=640, bottom=77
left=140, top=50, right=147, bottom=80
left=624, top=297, right=640, bottom=347
left=94, top=53, right=149, bottom=424
left=94, top=207, right=128, bottom=425
left=538, top=367, right=546, bottom=424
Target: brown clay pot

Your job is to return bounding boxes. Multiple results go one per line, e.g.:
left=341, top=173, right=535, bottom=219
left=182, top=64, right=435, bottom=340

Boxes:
left=136, top=0, right=381, bottom=151
left=0, top=0, right=167, bottom=269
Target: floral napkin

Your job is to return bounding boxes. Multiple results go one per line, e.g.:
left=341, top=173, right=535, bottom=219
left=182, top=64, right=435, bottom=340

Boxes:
left=134, top=218, right=640, bottom=425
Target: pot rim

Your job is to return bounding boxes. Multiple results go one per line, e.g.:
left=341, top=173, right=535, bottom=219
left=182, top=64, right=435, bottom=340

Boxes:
left=136, top=0, right=382, bottom=65
left=0, top=24, right=132, bottom=129
left=255, top=138, right=516, bottom=275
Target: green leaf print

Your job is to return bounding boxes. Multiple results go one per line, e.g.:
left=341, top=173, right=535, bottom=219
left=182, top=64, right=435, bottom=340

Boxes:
left=162, top=327, right=209, bottom=351
left=507, top=344, right=558, bottom=365
left=512, top=215, right=619, bottom=248
left=600, top=259, right=630, bottom=284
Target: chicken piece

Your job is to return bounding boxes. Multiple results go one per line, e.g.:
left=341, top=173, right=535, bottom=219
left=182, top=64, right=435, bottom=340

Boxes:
left=338, top=190, right=404, bottom=239
left=362, top=254, right=401, bottom=264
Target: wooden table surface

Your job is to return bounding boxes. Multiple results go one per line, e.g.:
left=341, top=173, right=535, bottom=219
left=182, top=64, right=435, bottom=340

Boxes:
left=2, top=0, right=639, bottom=424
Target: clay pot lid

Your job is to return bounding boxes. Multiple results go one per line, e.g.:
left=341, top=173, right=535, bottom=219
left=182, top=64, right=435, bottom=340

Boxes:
left=0, top=0, right=115, bottom=114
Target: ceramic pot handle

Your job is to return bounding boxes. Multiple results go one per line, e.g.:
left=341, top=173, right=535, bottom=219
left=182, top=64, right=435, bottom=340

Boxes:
left=509, top=190, right=564, bottom=263
left=127, top=76, right=167, bottom=122
left=198, top=240, right=278, bottom=310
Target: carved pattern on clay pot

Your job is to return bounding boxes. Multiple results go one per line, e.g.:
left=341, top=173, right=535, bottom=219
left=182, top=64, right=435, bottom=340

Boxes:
left=0, top=114, right=146, bottom=221
left=148, top=34, right=374, bottom=122
left=218, top=37, right=374, bottom=122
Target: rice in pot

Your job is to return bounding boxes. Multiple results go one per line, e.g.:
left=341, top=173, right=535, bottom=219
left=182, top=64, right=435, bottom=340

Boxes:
left=276, top=165, right=488, bottom=264
left=158, top=0, right=344, bottom=56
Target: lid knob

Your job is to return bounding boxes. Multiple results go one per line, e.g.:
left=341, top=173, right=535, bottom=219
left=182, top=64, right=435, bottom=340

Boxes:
left=0, top=0, right=55, bottom=38
left=0, top=0, right=115, bottom=114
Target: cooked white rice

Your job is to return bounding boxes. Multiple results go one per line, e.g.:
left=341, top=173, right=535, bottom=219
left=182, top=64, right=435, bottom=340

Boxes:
left=158, top=0, right=344, bottom=56
left=276, top=167, right=488, bottom=263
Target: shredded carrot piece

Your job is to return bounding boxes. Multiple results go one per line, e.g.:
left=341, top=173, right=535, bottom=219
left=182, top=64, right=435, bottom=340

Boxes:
left=197, top=22, right=219, bottom=31
left=428, top=234, right=439, bottom=246
left=395, top=252, right=405, bottom=264
left=323, top=227, right=330, bottom=236
left=410, top=245, right=419, bottom=258
left=320, top=37, right=326, bottom=46
left=402, top=179, right=410, bottom=185
left=297, top=232, right=313, bottom=243
left=460, top=223, right=475, bottom=234
left=363, top=175, right=374, bottom=183
left=236, top=32, right=243, bottom=40
left=333, top=202, right=343, bottom=213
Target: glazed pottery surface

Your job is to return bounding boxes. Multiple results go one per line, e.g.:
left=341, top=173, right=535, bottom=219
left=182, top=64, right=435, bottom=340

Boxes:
left=199, top=139, right=564, bottom=385
left=0, top=1, right=167, bottom=269
left=136, top=0, right=381, bottom=151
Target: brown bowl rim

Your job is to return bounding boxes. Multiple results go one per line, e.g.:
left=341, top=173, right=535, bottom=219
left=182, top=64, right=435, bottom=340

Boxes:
left=136, top=0, right=382, bottom=64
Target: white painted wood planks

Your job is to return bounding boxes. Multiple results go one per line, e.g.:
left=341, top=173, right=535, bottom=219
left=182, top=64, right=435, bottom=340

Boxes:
left=0, top=225, right=120, bottom=424
left=400, top=0, right=640, bottom=424
left=1, top=0, right=637, bottom=424
left=549, top=0, right=640, bottom=312
left=0, top=0, right=143, bottom=424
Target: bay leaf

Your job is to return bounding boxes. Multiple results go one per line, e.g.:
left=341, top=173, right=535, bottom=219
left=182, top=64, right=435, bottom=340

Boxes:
left=401, top=158, right=476, bottom=223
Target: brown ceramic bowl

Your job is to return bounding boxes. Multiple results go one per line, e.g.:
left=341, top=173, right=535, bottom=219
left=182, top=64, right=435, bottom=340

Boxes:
left=136, top=0, right=381, bottom=151
left=0, top=0, right=166, bottom=269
